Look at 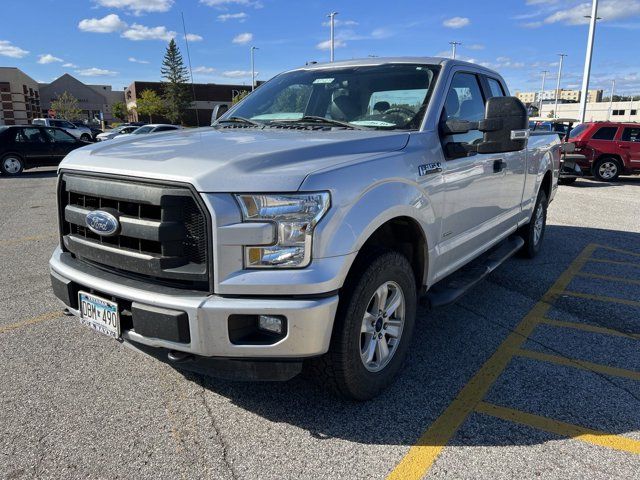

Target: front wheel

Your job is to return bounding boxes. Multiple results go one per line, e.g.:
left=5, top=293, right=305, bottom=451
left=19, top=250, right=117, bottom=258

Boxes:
left=1, top=155, right=24, bottom=175
left=309, top=251, right=417, bottom=400
left=518, top=188, right=548, bottom=259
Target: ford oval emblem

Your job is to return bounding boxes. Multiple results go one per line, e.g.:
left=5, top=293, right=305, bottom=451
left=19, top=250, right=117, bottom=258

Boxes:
left=86, top=210, right=120, bottom=236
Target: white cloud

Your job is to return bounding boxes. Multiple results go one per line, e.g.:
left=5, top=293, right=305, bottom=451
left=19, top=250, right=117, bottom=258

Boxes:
left=193, top=66, right=216, bottom=74
left=218, top=12, right=248, bottom=21
left=322, top=19, right=358, bottom=27
left=466, top=43, right=485, bottom=50
left=221, top=70, right=254, bottom=78
left=63, top=63, right=78, bottom=68
left=185, top=33, right=203, bottom=42
left=122, top=24, right=176, bottom=41
left=37, top=54, right=63, bottom=64
left=443, top=16, right=470, bottom=28
left=95, top=0, right=174, bottom=15
left=480, top=57, right=525, bottom=70
left=201, top=0, right=262, bottom=8
left=544, top=0, right=640, bottom=25
left=0, top=40, right=29, bottom=58
left=128, top=57, right=150, bottom=64
left=76, top=67, right=118, bottom=77
left=316, top=39, right=347, bottom=50
left=232, top=32, right=253, bottom=44
left=78, top=14, right=127, bottom=33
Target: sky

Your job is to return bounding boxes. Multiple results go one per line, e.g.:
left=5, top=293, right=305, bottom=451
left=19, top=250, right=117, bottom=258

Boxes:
left=1, top=0, right=639, bottom=96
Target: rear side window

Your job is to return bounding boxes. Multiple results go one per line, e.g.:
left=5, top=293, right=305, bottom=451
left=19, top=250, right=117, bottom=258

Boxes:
left=622, top=128, right=640, bottom=142
left=486, top=78, right=505, bottom=98
left=15, top=128, right=46, bottom=143
left=568, top=123, right=588, bottom=138
left=591, top=126, right=617, bottom=140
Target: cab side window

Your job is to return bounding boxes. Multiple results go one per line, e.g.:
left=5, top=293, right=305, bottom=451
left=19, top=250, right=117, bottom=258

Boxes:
left=440, top=72, right=486, bottom=158
left=486, top=78, right=505, bottom=98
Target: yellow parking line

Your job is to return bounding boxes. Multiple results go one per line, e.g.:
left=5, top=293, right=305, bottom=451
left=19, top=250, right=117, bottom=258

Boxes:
left=516, top=349, right=640, bottom=382
left=576, top=272, right=640, bottom=286
left=539, top=318, right=640, bottom=341
left=0, top=311, right=62, bottom=335
left=596, top=244, right=640, bottom=259
left=476, top=402, right=640, bottom=456
left=562, top=291, right=640, bottom=308
left=386, top=243, right=598, bottom=480
left=588, top=258, right=640, bottom=269
left=0, top=233, right=57, bottom=247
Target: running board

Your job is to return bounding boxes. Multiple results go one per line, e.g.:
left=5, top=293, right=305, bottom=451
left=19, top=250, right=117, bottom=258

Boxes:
left=422, top=236, right=525, bottom=309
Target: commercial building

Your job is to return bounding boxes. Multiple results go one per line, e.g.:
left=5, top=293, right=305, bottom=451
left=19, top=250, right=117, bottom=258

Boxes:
left=125, top=81, right=255, bottom=126
left=539, top=100, right=640, bottom=122
left=516, top=89, right=603, bottom=105
left=39, top=74, right=125, bottom=123
left=0, top=67, right=41, bottom=125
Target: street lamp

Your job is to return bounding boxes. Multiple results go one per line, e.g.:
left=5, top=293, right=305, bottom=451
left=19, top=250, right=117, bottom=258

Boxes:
left=449, top=41, right=462, bottom=60
left=250, top=46, right=259, bottom=91
left=578, top=0, right=601, bottom=123
left=608, top=79, right=616, bottom=120
left=327, top=12, right=338, bottom=62
left=554, top=53, right=567, bottom=119
left=539, top=70, right=549, bottom=115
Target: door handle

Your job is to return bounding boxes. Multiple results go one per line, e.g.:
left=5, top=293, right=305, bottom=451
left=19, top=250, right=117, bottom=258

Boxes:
left=618, top=145, right=630, bottom=149
left=493, top=159, right=507, bottom=173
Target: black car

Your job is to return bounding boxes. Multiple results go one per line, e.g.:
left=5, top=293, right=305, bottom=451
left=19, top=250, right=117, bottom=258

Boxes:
left=0, top=125, right=88, bottom=175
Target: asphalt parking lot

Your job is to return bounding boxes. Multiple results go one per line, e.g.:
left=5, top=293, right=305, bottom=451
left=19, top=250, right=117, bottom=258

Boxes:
left=1, top=169, right=639, bottom=480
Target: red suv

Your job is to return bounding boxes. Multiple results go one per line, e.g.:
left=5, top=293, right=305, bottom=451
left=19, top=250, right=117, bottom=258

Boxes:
left=569, top=121, right=640, bottom=181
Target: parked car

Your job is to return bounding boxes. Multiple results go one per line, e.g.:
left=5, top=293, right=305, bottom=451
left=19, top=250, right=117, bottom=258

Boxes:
left=530, top=117, right=583, bottom=185
left=32, top=118, right=93, bottom=142
left=117, top=124, right=182, bottom=138
left=71, top=121, right=102, bottom=141
left=0, top=125, right=88, bottom=175
left=568, top=121, right=640, bottom=181
left=95, top=125, right=139, bottom=141
left=50, top=58, right=559, bottom=400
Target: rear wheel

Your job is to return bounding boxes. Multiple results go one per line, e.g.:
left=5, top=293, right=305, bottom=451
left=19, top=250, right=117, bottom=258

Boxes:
left=309, top=251, right=417, bottom=400
left=593, top=157, right=621, bottom=182
left=1, top=155, right=24, bottom=175
left=518, top=188, right=548, bottom=259
left=80, top=133, right=92, bottom=142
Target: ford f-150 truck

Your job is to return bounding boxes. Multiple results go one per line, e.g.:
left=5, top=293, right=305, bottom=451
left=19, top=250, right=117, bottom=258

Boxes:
left=50, top=58, right=559, bottom=400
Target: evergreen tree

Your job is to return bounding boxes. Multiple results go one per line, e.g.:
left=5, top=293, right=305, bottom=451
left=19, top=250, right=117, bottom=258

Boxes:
left=160, top=39, right=192, bottom=124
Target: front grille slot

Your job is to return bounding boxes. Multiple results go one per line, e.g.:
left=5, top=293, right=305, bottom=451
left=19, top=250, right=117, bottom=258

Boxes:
left=59, top=173, right=211, bottom=291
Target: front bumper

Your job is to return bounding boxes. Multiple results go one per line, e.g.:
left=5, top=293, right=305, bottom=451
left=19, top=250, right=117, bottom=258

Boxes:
left=50, top=247, right=339, bottom=359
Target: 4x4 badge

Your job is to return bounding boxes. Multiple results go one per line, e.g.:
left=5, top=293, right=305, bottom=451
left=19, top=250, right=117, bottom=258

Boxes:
left=418, top=162, right=443, bottom=176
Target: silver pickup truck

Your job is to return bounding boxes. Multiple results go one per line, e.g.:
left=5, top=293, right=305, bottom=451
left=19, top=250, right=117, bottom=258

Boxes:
left=50, top=58, right=559, bottom=400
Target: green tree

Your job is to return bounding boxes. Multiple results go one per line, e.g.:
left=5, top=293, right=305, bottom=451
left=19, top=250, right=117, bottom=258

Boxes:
left=111, top=101, right=128, bottom=122
left=232, top=89, right=250, bottom=105
left=136, top=89, right=164, bottom=123
left=51, top=91, right=82, bottom=120
left=160, top=39, right=192, bottom=124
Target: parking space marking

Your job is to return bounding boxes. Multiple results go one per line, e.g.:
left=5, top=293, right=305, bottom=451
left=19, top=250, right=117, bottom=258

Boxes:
left=576, top=272, right=640, bottom=286
left=588, top=258, right=640, bottom=269
left=562, top=291, right=640, bottom=308
left=0, top=233, right=57, bottom=247
left=539, top=318, right=640, bottom=340
left=475, top=402, right=640, bottom=456
left=516, top=349, right=640, bottom=382
left=596, top=244, right=640, bottom=259
left=0, top=310, right=62, bottom=335
left=387, top=244, right=596, bottom=480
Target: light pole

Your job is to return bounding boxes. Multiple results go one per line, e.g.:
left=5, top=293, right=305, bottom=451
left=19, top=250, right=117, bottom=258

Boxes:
left=578, top=0, right=600, bottom=123
left=449, top=41, right=462, bottom=59
left=539, top=70, right=549, bottom=115
left=327, top=12, right=338, bottom=62
left=554, top=53, right=567, bottom=119
left=250, top=46, right=258, bottom=91
left=608, top=79, right=616, bottom=120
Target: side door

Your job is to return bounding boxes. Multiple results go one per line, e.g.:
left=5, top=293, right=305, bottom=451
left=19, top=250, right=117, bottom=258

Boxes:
left=13, top=128, right=53, bottom=165
left=618, top=127, right=640, bottom=171
left=435, top=71, right=513, bottom=274
left=44, top=128, right=80, bottom=161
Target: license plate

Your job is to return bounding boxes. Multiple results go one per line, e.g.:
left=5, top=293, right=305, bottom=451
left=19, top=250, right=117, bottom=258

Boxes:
left=78, top=291, right=120, bottom=339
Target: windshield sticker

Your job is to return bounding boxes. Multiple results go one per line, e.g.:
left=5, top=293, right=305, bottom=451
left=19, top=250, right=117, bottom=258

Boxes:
left=313, top=78, right=335, bottom=84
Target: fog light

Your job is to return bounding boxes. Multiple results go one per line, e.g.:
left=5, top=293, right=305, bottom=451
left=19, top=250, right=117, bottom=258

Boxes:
left=259, top=315, right=284, bottom=334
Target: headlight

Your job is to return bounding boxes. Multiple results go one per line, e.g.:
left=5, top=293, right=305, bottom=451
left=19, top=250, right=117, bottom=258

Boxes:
left=235, top=192, right=330, bottom=268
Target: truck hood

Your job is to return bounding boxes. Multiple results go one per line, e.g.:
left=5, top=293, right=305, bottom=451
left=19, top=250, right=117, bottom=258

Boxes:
left=60, top=127, right=410, bottom=192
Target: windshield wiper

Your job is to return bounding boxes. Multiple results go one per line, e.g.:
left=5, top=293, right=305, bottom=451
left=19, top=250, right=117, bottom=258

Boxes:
left=271, top=116, right=365, bottom=130
left=216, top=116, right=262, bottom=126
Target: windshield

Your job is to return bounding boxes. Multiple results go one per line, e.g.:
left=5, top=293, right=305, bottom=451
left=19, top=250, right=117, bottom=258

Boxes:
left=132, top=126, right=153, bottom=134
left=224, top=64, right=439, bottom=130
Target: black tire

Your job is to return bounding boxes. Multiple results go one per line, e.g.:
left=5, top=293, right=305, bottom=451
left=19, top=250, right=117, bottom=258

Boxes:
left=1, top=154, right=24, bottom=176
left=558, top=177, right=577, bottom=185
left=518, top=188, right=548, bottom=259
left=308, top=250, right=417, bottom=400
left=592, top=157, right=621, bottom=182
left=80, top=133, right=92, bottom=142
